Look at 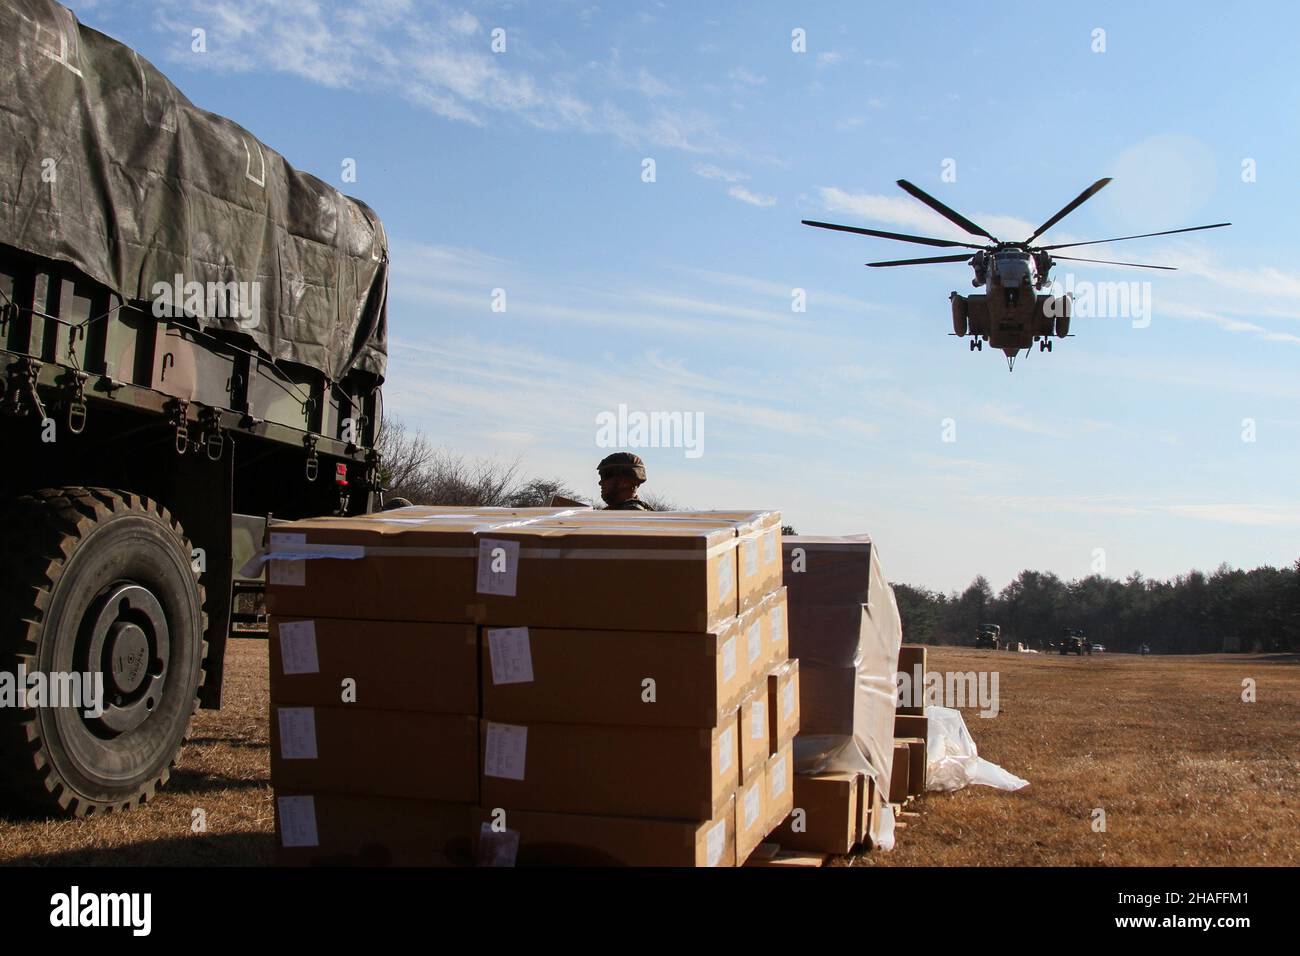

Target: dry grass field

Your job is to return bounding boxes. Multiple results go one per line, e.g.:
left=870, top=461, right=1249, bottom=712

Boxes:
left=1, top=641, right=1296, bottom=866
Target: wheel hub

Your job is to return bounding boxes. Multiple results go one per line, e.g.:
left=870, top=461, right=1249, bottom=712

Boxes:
left=83, top=583, right=170, bottom=734
left=107, top=622, right=149, bottom=694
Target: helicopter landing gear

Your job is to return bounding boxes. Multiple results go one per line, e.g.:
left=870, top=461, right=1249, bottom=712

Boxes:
left=968, top=338, right=983, bottom=352
left=1039, top=339, right=1053, bottom=352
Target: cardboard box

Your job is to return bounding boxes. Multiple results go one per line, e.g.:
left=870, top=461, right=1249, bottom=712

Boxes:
left=738, top=683, right=769, bottom=785
left=736, top=773, right=767, bottom=864
left=732, top=511, right=783, bottom=611
left=479, top=519, right=740, bottom=631
left=266, top=509, right=741, bottom=633
left=889, top=742, right=911, bottom=804
left=472, top=797, right=736, bottom=867
left=896, top=644, right=927, bottom=715
left=863, top=774, right=884, bottom=849
left=479, top=715, right=738, bottom=820
left=797, top=662, right=859, bottom=737
left=853, top=772, right=869, bottom=847
left=745, top=843, right=827, bottom=867
left=559, top=512, right=780, bottom=616
left=480, top=620, right=744, bottom=728
left=269, top=617, right=477, bottom=714
left=761, top=587, right=790, bottom=671
left=898, top=736, right=926, bottom=796
left=274, top=793, right=472, bottom=866
left=659, top=510, right=782, bottom=612
left=772, top=772, right=859, bottom=854
left=765, top=741, right=794, bottom=833
left=895, top=714, right=928, bottom=740
left=270, top=707, right=479, bottom=802
left=737, top=602, right=768, bottom=687
left=264, top=511, right=530, bottom=623
left=767, top=659, right=800, bottom=754
left=782, top=535, right=875, bottom=608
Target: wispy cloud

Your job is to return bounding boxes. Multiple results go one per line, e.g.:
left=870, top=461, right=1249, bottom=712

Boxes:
left=693, top=163, right=747, bottom=183
left=816, top=186, right=1040, bottom=244
left=963, top=494, right=1300, bottom=528
left=150, top=0, right=738, bottom=154
left=728, top=67, right=765, bottom=86
left=728, top=185, right=776, bottom=207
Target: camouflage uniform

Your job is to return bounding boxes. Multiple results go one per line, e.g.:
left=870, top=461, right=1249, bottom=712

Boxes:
left=606, top=497, right=652, bottom=511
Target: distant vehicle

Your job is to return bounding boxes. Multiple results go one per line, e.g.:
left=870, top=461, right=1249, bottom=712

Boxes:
left=1092, top=643, right=1106, bottom=654
left=975, top=623, right=1001, bottom=649
left=1060, top=628, right=1085, bottom=655
left=1140, top=643, right=1151, bottom=656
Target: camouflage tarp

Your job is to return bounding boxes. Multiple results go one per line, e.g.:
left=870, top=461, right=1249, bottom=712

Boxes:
left=0, top=0, right=388, bottom=383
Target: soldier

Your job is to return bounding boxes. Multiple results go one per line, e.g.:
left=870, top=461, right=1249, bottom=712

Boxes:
left=598, top=452, right=651, bottom=511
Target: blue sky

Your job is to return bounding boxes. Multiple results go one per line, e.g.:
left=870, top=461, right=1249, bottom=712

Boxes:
left=79, top=0, right=1299, bottom=592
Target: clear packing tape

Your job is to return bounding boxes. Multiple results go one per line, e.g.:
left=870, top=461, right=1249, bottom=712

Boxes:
left=924, top=706, right=1029, bottom=792
left=238, top=508, right=742, bottom=577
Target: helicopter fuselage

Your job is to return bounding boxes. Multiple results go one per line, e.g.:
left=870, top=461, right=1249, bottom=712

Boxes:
left=952, top=248, right=1070, bottom=358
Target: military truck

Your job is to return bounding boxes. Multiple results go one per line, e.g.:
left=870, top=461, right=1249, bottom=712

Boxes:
left=0, top=0, right=387, bottom=816
left=1060, top=629, right=1085, bottom=655
left=974, top=623, right=1001, bottom=650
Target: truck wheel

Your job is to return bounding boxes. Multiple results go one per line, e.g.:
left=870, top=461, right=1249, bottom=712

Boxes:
left=0, top=488, right=206, bottom=816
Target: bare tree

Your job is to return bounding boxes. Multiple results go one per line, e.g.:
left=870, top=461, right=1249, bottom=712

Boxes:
left=636, top=491, right=685, bottom=512
left=508, top=477, right=584, bottom=508
left=423, top=450, right=523, bottom=507
left=375, top=417, right=435, bottom=502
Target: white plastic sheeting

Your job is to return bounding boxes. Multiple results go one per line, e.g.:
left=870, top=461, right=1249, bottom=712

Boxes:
left=924, top=706, right=1029, bottom=792
left=783, top=535, right=903, bottom=848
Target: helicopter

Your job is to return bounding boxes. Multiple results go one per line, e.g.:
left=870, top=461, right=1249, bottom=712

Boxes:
left=802, top=178, right=1230, bottom=369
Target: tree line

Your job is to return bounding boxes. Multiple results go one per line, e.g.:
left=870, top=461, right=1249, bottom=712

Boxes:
left=892, top=564, right=1300, bottom=654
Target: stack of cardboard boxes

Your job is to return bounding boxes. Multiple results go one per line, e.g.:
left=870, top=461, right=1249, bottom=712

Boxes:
left=264, top=506, right=798, bottom=866
left=893, top=643, right=929, bottom=803
left=772, top=535, right=904, bottom=856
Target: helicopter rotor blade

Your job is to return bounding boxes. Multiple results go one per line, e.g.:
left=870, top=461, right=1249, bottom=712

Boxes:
left=896, top=179, right=999, bottom=241
left=1025, top=177, right=1112, bottom=244
left=1051, top=254, right=1176, bottom=271
left=801, top=220, right=987, bottom=249
left=866, top=253, right=973, bottom=267
left=1040, top=222, right=1231, bottom=251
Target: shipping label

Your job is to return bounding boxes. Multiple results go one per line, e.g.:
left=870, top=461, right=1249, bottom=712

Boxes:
left=706, top=819, right=726, bottom=867
left=484, top=722, right=528, bottom=780
left=488, top=627, right=534, bottom=684
left=277, top=707, right=318, bottom=759
left=743, top=782, right=761, bottom=831
left=771, top=753, right=788, bottom=799
left=278, top=620, right=319, bottom=675
left=718, top=725, right=734, bottom=775
left=721, top=636, right=737, bottom=683
left=476, top=538, right=520, bottom=596
left=278, top=795, right=319, bottom=848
